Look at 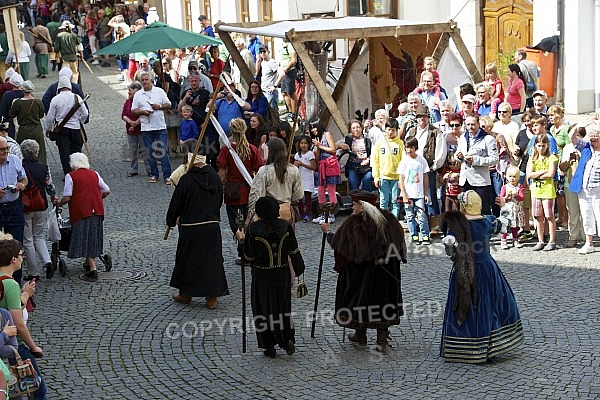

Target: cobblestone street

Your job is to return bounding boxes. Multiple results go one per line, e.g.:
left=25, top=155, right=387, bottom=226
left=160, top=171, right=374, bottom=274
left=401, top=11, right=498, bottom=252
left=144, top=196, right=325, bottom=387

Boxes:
left=23, top=62, right=600, bottom=399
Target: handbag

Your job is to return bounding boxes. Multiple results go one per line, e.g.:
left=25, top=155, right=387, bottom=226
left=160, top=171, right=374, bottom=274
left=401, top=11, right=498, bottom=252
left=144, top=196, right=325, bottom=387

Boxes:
left=7, top=347, right=40, bottom=398
left=223, top=181, right=241, bottom=202
left=20, top=186, right=45, bottom=213
left=295, top=275, right=308, bottom=298
left=21, top=167, right=46, bottom=213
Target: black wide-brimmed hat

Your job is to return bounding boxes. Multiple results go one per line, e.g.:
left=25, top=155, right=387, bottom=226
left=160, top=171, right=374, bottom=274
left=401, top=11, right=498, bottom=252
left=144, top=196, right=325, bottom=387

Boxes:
left=350, top=189, right=378, bottom=206
left=255, top=196, right=280, bottom=221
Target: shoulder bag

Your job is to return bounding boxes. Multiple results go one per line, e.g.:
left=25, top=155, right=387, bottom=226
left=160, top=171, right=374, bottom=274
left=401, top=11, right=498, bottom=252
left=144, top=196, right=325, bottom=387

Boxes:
left=223, top=180, right=241, bottom=202
left=46, top=93, right=81, bottom=141
left=7, top=347, right=40, bottom=398
left=20, top=166, right=46, bottom=213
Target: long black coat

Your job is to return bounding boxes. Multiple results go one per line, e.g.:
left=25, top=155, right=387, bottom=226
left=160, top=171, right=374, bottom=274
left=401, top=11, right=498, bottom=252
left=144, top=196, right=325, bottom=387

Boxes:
left=167, top=165, right=228, bottom=298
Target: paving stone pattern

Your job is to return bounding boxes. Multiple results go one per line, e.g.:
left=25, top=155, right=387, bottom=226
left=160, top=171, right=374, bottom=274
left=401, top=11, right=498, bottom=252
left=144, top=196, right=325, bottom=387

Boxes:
left=24, top=62, right=600, bottom=399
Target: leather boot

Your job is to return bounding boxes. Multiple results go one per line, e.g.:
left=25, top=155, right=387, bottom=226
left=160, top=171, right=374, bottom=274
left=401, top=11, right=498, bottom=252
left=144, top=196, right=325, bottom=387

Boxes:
left=205, top=297, right=218, bottom=309
left=375, top=328, right=389, bottom=354
left=347, top=329, right=367, bottom=346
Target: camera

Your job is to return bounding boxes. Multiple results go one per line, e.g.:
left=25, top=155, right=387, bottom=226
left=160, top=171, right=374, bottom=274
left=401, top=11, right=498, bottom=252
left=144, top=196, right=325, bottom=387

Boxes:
left=2, top=185, right=17, bottom=193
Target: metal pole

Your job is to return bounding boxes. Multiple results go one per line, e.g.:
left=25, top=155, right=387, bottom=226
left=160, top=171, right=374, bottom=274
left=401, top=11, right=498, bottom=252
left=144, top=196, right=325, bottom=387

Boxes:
left=310, top=203, right=330, bottom=338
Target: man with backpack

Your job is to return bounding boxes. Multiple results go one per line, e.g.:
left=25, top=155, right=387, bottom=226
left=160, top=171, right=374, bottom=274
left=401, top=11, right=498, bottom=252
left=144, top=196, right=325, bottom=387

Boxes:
left=514, top=49, right=539, bottom=108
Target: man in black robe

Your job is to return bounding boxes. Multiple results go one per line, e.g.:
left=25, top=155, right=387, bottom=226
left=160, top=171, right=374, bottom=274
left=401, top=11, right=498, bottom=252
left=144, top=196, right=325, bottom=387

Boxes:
left=321, top=190, right=407, bottom=353
left=166, top=148, right=228, bottom=308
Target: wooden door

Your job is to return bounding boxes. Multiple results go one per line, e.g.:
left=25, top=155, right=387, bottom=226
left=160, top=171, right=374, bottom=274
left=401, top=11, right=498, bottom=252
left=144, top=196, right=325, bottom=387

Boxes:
left=483, top=0, right=533, bottom=66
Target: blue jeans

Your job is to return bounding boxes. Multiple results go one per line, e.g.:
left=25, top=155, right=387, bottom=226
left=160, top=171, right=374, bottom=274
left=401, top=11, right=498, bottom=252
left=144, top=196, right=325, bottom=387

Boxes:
left=427, top=170, right=440, bottom=216
left=347, top=168, right=373, bottom=192
left=490, top=170, right=503, bottom=217
left=142, top=129, right=172, bottom=180
left=404, top=198, right=430, bottom=237
left=0, top=200, right=24, bottom=283
left=264, top=90, right=279, bottom=109
left=379, top=179, right=400, bottom=218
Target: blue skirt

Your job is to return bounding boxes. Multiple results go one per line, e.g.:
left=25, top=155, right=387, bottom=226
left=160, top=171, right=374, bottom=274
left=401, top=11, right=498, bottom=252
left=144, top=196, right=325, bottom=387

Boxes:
left=440, top=255, right=524, bottom=363
left=68, top=215, right=104, bottom=259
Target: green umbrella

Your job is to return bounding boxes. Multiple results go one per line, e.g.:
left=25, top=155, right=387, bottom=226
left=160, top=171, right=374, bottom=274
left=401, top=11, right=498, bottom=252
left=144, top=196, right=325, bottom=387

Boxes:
left=94, top=22, right=221, bottom=55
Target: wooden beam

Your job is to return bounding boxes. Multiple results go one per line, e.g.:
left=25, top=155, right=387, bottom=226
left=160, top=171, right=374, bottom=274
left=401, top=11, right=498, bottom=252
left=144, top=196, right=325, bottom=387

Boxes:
left=449, top=28, right=484, bottom=83
left=215, top=20, right=276, bottom=30
left=288, top=32, right=347, bottom=137
left=431, top=32, right=450, bottom=63
left=291, top=23, right=454, bottom=42
left=216, top=29, right=255, bottom=88
left=321, top=38, right=364, bottom=126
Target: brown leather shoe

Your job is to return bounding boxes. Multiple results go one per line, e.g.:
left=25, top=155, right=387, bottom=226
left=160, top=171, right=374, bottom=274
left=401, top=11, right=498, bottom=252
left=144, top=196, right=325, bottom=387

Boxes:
left=172, top=292, right=192, bottom=304
left=205, top=297, right=218, bottom=309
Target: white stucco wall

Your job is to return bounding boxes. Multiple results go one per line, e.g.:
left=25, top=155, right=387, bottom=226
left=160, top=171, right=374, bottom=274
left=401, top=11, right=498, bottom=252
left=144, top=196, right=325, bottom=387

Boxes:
left=557, top=0, right=596, bottom=113
left=532, top=0, right=558, bottom=43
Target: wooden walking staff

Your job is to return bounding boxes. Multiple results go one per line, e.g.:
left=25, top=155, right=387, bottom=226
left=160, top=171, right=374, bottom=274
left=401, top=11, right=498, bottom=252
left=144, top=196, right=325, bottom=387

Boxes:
left=235, top=209, right=247, bottom=353
left=286, top=91, right=303, bottom=161
left=187, top=78, right=223, bottom=172
left=77, top=94, right=92, bottom=163
left=311, top=202, right=331, bottom=338
left=163, top=76, right=224, bottom=240
left=2, top=5, right=22, bottom=75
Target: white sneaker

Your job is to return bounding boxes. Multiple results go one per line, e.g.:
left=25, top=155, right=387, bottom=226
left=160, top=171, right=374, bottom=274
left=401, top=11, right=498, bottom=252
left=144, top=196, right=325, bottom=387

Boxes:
left=500, top=241, right=509, bottom=250
left=578, top=243, right=595, bottom=254
left=327, top=214, right=335, bottom=223
left=312, top=215, right=324, bottom=224
left=91, top=60, right=100, bottom=65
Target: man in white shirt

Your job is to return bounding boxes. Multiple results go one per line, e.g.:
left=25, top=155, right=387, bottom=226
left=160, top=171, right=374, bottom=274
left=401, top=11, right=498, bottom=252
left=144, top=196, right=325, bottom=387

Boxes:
left=367, top=109, right=388, bottom=145
left=132, top=72, right=172, bottom=183
left=256, top=46, right=282, bottom=110
left=404, top=105, right=447, bottom=216
left=44, top=76, right=89, bottom=175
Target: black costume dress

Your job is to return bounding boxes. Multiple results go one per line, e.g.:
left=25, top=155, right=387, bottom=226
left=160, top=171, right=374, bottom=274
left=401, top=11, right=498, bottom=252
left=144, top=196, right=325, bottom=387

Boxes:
left=240, top=219, right=305, bottom=351
left=166, top=165, right=229, bottom=298
left=329, top=210, right=406, bottom=329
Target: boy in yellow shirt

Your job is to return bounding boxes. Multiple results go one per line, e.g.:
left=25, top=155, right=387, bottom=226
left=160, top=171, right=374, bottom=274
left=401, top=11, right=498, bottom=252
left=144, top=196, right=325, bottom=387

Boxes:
left=371, top=119, right=404, bottom=218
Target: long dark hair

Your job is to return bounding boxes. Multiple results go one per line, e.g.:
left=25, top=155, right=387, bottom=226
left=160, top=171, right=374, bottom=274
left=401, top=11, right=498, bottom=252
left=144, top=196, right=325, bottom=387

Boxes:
left=508, top=63, right=526, bottom=87
left=266, top=137, right=288, bottom=183
left=245, top=80, right=264, bottom=102
left=246, top=113, right=267, bottom=147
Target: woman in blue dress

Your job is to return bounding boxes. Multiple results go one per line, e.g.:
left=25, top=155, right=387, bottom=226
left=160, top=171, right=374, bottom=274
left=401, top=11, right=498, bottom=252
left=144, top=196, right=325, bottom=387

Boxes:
left=440, top=190, right=524, bottom=363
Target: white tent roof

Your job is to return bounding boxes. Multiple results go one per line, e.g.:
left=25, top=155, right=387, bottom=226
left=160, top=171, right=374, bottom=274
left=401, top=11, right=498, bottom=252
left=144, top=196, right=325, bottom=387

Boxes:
left=216, top=16, right=446, bottom=40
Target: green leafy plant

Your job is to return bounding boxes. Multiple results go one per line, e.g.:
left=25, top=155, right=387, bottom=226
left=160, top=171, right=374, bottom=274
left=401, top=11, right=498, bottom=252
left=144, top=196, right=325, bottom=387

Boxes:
left=496, top=47, right=517, bottom=86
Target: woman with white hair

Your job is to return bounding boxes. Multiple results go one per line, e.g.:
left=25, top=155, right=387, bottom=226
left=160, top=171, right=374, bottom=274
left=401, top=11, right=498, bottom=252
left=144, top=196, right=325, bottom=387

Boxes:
left=57, top=153, right=110, bottom=280
left=9, top=80, right=47, bottom=163
left=0, top=73, right=24, bottom=138
left=20, top=139, right=56, bottom=280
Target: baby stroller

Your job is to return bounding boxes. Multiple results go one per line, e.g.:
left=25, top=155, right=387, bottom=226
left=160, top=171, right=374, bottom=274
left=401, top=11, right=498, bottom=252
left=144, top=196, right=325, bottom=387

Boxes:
left=49, top=207, right=112, bottom=278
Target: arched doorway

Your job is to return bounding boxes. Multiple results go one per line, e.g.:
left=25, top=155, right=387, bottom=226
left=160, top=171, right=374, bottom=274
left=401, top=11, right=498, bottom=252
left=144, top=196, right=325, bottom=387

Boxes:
left=483, top=0, right=533, bottom=67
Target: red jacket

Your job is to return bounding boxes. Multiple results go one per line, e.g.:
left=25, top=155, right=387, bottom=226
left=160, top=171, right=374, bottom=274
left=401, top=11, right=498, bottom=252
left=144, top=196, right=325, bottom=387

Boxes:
left=68, top=169, right=104, bottom=224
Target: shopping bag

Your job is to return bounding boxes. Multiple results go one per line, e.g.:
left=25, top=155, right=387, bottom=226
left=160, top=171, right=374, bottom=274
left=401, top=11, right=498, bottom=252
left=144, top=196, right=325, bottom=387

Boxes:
left=47, top=207, right=61, bottom=242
